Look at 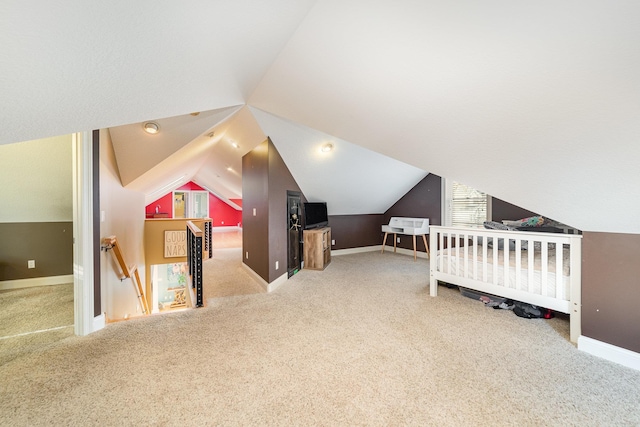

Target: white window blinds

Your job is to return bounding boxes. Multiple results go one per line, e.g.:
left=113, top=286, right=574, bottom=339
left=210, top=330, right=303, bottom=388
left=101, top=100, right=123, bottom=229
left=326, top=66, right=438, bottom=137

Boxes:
left=450, top=182, right=488, bottom=227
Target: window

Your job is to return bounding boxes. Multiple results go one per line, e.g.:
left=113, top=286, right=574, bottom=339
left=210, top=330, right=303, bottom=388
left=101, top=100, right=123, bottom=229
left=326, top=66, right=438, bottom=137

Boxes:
left=444, top=181, right=490, bottom=227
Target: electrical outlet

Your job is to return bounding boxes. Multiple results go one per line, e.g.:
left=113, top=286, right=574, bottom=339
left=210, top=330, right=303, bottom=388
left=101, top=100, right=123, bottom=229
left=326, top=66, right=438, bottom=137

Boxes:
left=331, top=239, right=335, bottom=245
left=253, top=208, right=256, bottom=216
left=28, top=260, right=35, bottom=269
left=221, top=221, right=224, bottom=225
left=246, top=251, right=249, bottom=259
left=275, top=261, right=279, bottom=270
left=397, top=237, right=401, bottom=243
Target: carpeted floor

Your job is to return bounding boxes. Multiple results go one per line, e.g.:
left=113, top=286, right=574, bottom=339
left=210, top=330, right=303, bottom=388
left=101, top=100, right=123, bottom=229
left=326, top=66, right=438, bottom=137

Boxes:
left=0, top=284, right=74, bottom=366
left=202, top=248, right=265, bottom=301
left=1, top=252, right=639, bottom=426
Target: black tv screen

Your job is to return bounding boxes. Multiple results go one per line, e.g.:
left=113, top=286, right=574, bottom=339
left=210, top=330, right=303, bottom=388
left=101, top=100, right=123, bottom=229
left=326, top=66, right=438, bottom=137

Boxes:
left=303, top=202, right=328, bottom=229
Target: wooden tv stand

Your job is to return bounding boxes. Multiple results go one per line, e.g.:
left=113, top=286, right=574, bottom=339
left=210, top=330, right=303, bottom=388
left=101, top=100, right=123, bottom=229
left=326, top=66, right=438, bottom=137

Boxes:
left=303, top=227, right=331, bottom=270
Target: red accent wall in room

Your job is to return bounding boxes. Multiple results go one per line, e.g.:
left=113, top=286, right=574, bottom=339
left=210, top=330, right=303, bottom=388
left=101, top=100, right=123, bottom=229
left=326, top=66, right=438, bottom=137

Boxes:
left=177, top=182, right=205, bottom=191
left=209, top=193, right=242, bottom=227
left=230, top=198, right=243, bottom=207
left=144, top=181, right=242, bottom=226
left=146, top=193, right=173, bottom=218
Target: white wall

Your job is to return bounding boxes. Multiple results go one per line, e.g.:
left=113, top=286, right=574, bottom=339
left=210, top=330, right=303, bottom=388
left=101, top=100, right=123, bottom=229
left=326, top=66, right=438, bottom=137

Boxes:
left=99, top=128, right=147, bottom=320
left=0, top=135, right=72, bottom=222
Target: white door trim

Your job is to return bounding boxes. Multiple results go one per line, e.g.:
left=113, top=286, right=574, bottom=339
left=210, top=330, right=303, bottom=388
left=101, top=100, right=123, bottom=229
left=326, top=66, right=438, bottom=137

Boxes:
left=72, top=131, right=100, bottom=336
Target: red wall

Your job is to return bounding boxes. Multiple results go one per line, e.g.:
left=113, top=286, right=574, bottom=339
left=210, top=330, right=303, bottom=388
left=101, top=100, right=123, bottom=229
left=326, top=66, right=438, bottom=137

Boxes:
left=209, top=193, right=242, bottom=227
left=145, top=193, right=173, bottom=217
left=145, top=181, right=242, bottom=226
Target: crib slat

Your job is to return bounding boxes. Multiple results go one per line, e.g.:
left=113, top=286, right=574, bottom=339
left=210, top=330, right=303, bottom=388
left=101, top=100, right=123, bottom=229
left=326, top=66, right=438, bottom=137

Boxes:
left=503, top=237, right=510, bottom=288
left=515, top=239, right=521, bottom=290
left=438, top=231, right=444, bottom=273
left=528, top=241, right=534, bottom=293
left=493, top=239, right=498, bottom=287
left=447, top=232, right=452, bottom=275
left=463, top=233, right=469, bottom=278
left=556, top=244, right=564, bottom=300
left=541, top=241, right=548, bottom=296
left=455, top=233, right=460, bottom=276
left=482, top=237, right=488, bottom=282
left=472, top=235, right=478, bottom=280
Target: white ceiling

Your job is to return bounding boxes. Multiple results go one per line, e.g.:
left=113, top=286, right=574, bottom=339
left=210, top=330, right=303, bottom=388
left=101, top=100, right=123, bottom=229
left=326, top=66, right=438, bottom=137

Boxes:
left=2, top=1, right=640, bottom=233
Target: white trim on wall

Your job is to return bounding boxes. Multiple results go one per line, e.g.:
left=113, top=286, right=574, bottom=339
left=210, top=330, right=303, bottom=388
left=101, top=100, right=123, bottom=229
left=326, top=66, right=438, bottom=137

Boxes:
left=73, top=131, right=101, bottom=336
left=240, top=263, right=288, bottom=293
left=0, top=275, right=74, bottom=291
left=578, top=335, right=640, bottom=372
left=332, top=246, right=381, bottom=256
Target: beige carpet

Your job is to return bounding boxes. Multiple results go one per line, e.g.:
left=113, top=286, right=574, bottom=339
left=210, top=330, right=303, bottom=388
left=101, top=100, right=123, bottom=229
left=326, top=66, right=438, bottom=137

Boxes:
left=1, top=252, right=639, bottom=426
left=0, top=284, right=74, bottom=365
left=202, top=248, right=265, bottom=301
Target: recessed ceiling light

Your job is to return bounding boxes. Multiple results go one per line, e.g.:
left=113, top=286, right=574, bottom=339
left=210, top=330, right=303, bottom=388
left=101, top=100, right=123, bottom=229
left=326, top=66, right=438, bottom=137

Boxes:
left=143, top=122, right=160, bottom=134
left=207, top=132, right=215, bottom=138
left=226, top=166, right=233, bottom=172
left=190, top=112, right=200, bottom=116
left=320, top=143, right=334, bottom=153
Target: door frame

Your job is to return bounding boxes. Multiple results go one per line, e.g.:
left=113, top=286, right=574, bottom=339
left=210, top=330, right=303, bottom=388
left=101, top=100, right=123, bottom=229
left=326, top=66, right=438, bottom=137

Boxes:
left=72, top=131, right=103, bottom=335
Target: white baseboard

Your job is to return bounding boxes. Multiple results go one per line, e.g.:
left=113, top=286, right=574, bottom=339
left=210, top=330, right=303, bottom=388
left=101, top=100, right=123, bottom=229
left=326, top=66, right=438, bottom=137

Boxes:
left=387, top=247, right=430, bottom=259
left=578, top=335, right=640, bottom=372
left=0, top=274, right=74, bottom=291
left=240, top=263, right=287, bottom=293
left=332, top=245, right=429, bottom=260
left=93, top=313, right=106, bottom=332
left=212, top=226, right=242, bottom=232
left=332, top=245, right=381, bottom=256
left=266, top=272, right=288, bottom=292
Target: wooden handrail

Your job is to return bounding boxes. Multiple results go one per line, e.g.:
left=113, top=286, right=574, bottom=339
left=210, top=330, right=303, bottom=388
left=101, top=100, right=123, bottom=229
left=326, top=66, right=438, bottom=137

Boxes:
left=102, top=236, right=150, bottom=315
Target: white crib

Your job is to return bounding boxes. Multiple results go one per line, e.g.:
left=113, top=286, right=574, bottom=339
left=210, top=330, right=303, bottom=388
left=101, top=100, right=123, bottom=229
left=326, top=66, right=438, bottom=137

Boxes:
left=429, top=226, right=582, bottom=343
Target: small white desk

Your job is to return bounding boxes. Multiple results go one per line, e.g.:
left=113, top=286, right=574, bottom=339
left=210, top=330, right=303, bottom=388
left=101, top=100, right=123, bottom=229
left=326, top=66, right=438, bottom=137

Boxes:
left=381, top=217, right=429, bottom=260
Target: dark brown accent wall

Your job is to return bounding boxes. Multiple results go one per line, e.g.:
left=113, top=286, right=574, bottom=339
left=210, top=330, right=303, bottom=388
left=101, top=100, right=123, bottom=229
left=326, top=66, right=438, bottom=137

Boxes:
left=383, top=173, right=442, bottom=252
left=268, top=138, right=304, bottom=282
left=328, top=214, right=385, bottom=250
left=242, top=138, right=305, bottom=283
left=582, top=232, right=640, bottom=353
left=491, top=198, right=538, bottom=222
left=242, top=139, right=270, bottom=282
left=0, top=222, right=73, bottom=281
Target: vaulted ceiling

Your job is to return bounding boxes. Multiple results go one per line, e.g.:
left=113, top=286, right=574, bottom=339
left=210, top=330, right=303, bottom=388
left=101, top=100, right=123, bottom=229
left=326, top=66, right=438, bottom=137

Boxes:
left=2, top=1, right=640, bottom=232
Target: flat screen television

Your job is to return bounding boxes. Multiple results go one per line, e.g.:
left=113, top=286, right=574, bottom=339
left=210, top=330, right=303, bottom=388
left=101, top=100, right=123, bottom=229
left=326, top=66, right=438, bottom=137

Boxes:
left=303, top=202, right=328, bottom=229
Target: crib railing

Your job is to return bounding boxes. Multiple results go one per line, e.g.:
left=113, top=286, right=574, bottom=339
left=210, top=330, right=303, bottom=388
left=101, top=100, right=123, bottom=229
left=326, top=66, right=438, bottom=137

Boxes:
left=429, top=226, right=582, bottom=342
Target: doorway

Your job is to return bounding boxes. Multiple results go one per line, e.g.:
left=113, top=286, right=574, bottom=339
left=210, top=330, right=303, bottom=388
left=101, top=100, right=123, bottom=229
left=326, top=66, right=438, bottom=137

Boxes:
left=287, top=191, right=302, bottom=277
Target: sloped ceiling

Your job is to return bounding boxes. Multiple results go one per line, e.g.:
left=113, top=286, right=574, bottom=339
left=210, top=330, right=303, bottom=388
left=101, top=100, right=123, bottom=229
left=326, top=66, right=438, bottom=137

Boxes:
left=250, top=107, right=428, bottom=215
left=108, top=105, right=427, bottom=213
left=249, top=0, right=640, bottom=233
left=2, top=1, right=640, bottom=233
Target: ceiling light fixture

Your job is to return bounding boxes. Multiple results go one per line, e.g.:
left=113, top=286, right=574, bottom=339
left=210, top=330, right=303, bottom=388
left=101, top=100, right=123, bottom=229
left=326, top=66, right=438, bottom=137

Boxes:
left=190, top=112, right=200, bottom=116
left=207, top=131, right=215, bottom=138
left=143, top=122, right=160, bottom=134
left=320, top=143, right=334, bottom=153
left=226, top=166, right=233, bottom=171
left=231, top=141, right=239, bottom=149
